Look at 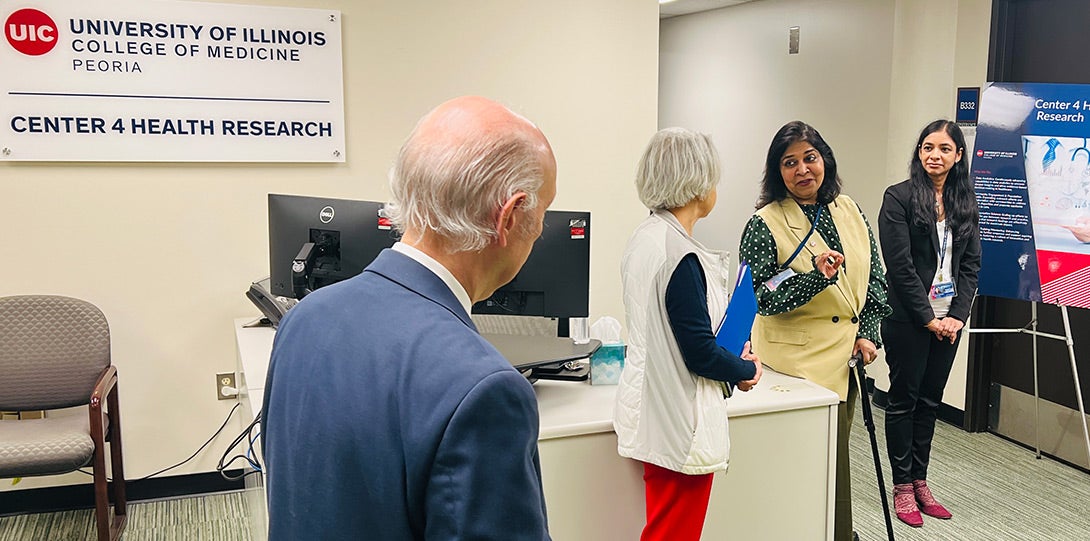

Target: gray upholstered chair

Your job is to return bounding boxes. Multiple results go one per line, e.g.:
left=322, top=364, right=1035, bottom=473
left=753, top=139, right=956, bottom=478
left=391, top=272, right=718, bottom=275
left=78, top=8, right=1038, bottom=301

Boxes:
left=0, top=295, right=127, bottom=540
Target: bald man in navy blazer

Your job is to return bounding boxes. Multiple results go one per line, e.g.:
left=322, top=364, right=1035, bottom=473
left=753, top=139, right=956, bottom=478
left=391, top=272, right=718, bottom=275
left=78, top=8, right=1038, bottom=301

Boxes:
left=262, top=96, right=557, bottom=540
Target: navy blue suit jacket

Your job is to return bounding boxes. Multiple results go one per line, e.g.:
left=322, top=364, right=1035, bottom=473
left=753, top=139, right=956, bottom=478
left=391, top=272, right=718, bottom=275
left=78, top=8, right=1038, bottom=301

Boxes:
left=261, top=249, right=550, bottom=540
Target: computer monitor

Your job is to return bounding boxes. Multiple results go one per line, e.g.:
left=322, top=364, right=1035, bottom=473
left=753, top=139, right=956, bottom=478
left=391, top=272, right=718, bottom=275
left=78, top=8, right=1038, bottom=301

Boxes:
left=472, top=210, right=590, bottom=324
left=268, top=194, right=400, bottom=299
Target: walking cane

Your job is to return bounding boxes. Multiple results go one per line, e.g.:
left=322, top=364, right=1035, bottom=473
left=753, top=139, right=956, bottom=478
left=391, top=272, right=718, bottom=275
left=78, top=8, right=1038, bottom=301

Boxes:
left=849, top=351, right=896, bottom=541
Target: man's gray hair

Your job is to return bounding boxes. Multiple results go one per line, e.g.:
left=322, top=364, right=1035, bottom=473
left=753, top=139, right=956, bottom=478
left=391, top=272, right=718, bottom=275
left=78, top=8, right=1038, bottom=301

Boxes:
left=635, top=127, right=720, bottom=210
left=386, top=129, right=545, bottom=252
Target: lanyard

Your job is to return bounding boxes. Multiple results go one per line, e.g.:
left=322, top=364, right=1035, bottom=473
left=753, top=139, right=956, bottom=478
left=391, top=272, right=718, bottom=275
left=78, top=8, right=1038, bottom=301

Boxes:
left=780, top=206, right=824, bottom=270
left=936, top=222, right=950, bottom=281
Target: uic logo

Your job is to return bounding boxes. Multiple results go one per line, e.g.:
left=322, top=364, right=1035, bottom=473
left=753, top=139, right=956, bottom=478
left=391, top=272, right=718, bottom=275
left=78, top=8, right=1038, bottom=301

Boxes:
left=5, top=8, right=58, bottom=56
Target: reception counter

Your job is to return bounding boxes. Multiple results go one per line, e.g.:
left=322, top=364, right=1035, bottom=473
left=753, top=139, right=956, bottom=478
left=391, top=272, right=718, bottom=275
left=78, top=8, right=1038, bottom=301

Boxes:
left=233, top=318, right=839, bottom=540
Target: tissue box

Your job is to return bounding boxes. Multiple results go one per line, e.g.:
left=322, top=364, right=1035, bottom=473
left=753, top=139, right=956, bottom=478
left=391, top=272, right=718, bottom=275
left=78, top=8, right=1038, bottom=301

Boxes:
left=590, top=343, right=625, bottom=385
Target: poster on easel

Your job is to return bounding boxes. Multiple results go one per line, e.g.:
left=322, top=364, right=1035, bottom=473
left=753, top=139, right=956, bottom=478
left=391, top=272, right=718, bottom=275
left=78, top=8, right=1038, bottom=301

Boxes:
left=973, top=82, right=1090, bottom=309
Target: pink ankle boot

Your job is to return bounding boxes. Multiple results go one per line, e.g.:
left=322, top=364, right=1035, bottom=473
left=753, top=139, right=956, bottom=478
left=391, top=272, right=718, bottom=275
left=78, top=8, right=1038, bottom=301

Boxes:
left=893, top=483, right=923, bottom=527
left=913, top=480, right=952, bottom=519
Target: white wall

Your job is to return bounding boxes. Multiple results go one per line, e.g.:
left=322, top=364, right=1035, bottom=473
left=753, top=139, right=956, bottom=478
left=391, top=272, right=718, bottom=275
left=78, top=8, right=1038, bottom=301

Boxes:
left=660, top=0, right=992, bottom=411
left=662, top=0, right=896, bottom=259
left=867, top=0, right=992, bottom=410
left=0, top=0, right=658, bottom=491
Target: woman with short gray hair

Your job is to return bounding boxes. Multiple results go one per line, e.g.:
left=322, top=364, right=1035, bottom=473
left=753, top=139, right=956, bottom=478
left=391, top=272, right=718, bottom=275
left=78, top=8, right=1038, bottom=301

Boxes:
left=615, top=127, right=762, bottom=541
left=635, top=127, right=721, bottom=210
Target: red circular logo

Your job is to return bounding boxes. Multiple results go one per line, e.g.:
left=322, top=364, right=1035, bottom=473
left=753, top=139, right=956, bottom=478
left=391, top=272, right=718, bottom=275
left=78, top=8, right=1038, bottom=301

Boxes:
left=976, top=149, right=984, bottom=157
left=5, top=9, right=58, bottom=56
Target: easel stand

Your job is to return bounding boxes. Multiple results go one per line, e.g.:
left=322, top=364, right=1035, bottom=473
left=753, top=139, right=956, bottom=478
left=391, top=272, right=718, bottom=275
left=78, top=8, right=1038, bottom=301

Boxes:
left=970, top=302, right=1090, bottom=466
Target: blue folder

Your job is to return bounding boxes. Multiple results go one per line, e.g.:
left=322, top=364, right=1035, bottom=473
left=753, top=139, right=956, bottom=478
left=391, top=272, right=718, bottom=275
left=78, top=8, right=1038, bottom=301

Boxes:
left=715, top=262, right=758, bottom=356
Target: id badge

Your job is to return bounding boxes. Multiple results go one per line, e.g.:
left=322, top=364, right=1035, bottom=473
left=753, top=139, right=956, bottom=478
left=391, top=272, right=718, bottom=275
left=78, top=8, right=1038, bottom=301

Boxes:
left=765, top=268, right=796, bottom=292
left=929, top=280, right=956, bottom=299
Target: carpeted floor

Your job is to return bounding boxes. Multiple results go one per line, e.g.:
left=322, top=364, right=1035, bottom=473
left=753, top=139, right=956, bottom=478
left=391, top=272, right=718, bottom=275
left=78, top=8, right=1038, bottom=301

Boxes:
left=0, top=491, right=252, bottom=541
left=849, top=406, right=1090, bottom=541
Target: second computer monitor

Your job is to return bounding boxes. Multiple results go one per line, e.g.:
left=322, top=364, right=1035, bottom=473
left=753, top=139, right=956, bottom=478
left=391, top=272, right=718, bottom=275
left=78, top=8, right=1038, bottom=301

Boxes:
left=473, top=210, right=590, bottom=319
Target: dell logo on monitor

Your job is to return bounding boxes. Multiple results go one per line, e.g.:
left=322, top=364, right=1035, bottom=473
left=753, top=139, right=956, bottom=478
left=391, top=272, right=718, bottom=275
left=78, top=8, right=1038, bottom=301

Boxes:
left=319, top=206, right=335, bottom=224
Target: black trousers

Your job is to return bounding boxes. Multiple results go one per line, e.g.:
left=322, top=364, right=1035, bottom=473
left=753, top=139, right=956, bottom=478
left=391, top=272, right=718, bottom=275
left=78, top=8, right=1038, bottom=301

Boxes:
left=881, top=318, right=961, bottom=485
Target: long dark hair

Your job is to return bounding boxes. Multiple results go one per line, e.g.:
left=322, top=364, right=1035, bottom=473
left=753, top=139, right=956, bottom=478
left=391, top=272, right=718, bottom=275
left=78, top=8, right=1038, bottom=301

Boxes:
left=908, top=120, right=978, bottom=240
left=756, top=121, right=842, bottom=208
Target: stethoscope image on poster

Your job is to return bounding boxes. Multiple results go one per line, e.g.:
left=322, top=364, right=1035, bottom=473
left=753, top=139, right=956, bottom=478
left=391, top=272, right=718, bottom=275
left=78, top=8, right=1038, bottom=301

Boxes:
left=1022, top=135, right=1090, bottom=253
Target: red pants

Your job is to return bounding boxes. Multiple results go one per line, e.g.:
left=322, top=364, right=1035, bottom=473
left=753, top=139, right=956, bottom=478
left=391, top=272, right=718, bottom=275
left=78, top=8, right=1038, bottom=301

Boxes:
left=641, top=461, right=714, bottom=541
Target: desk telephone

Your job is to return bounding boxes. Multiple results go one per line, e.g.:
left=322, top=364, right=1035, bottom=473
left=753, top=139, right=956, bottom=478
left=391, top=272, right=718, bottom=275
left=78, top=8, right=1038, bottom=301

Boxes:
left=245, top=277, right=297, bottom=327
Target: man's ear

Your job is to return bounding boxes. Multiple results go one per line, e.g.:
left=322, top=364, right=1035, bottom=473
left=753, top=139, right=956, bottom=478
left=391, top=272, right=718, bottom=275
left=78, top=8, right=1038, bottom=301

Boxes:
left=494, top=192, right=528, bottom=248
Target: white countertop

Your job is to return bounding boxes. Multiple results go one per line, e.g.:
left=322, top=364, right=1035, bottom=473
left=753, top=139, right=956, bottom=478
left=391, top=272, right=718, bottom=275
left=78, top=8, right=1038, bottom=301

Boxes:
left=535, top=368, right=838, bottom=440
left=234, top=318, right=839, bottom=442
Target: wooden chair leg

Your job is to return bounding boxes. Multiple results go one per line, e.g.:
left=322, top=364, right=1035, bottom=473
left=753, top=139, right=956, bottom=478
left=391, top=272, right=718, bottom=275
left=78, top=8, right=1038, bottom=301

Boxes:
left=91, top=367, right=126, bottom=540
left=108, top=384, right=127, bottom=539
left=92, top=437, right=110, bottom=541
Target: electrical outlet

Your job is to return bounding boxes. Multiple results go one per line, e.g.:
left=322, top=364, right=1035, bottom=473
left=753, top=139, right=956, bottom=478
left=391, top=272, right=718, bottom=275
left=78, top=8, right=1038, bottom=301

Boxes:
left=216, top=372, right=237, bottom=400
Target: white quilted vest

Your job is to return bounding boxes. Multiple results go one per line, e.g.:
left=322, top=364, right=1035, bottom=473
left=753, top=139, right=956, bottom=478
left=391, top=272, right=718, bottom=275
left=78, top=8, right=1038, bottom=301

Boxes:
left=614, top=209, right=734, bottom=474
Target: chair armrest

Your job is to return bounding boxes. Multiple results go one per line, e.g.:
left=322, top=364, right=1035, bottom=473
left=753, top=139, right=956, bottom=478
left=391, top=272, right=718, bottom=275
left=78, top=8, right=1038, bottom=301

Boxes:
left=90, top=365, right=118, bottom=413
left=89, top=366, right=117, bottom=439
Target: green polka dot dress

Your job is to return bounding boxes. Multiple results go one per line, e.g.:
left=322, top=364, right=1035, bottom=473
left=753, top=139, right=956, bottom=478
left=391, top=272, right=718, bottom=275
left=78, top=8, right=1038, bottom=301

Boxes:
left=738, top=202, right=892, bottom=347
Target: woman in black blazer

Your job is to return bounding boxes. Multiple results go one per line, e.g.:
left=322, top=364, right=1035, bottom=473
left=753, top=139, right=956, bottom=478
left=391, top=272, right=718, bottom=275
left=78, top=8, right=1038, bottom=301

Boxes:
left=878, top=119, right=980, bottom=528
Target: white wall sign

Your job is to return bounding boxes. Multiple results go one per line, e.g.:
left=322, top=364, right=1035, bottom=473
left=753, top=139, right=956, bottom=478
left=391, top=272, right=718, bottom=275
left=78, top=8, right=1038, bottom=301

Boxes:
left=1, top=0, right=345, bottom=162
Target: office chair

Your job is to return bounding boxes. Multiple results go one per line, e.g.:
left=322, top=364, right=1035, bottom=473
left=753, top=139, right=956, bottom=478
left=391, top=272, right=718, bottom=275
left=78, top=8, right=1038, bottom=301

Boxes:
left=0, top=295, right=127, bottom=540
